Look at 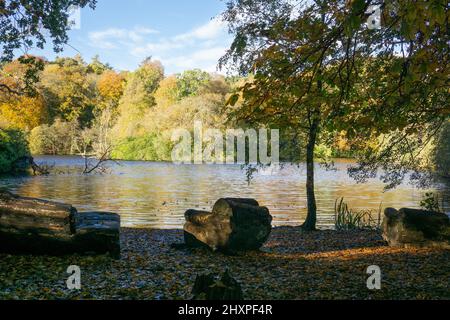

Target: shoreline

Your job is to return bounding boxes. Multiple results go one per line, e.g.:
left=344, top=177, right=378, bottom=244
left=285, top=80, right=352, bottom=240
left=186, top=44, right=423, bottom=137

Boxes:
left=1, top=227, right=449, bottom=300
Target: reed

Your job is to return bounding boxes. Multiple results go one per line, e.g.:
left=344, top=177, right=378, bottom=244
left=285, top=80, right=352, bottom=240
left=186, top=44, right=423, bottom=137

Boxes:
left=334, top=198, right=382, bottom=231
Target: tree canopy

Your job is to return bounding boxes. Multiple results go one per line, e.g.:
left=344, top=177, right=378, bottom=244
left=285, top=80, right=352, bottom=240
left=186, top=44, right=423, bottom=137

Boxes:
left=220, top=0, right=449, bottom=229
left=0, top=0, right=97, bottom=95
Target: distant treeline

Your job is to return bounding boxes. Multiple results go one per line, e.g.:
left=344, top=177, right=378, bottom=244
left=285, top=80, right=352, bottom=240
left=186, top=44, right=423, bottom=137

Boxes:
left=0, top=55, right=448, bottom=177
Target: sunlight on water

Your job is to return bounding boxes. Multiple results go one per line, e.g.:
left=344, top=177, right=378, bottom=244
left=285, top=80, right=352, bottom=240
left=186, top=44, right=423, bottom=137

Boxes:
left=0, top=156, right=448, bottom=229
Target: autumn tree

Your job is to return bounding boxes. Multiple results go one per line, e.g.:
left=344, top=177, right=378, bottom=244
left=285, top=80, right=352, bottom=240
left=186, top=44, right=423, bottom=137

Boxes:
left=39, top=56, right=97, bottom=126
left=220, top=0, right=449, bottom=230
left=113, top=58, right=164, bottom=139
left=97, top=70, right=126, bottom=117
left=154, top=76, right=179, bottom=109
left=0, top=95, right=48, bottom=131
left=0, top=58, right=49, bottom=130
left=0, top=0, right=97, bottom=95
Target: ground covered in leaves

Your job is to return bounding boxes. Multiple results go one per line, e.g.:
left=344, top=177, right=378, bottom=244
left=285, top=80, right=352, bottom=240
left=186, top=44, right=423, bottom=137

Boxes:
left=0, top=227, right=449, bottom=300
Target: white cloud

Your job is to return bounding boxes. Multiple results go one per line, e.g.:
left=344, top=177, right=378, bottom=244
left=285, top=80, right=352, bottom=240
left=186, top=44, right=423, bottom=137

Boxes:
left=130, top=40, right=183, bottom=56
left=174, top=18, right=227, bottom=42
left=88, top=27, right=159, bottom=49
left=88, top=17, right=231, bottom=73
left=160, top=46, right=228, bottom=73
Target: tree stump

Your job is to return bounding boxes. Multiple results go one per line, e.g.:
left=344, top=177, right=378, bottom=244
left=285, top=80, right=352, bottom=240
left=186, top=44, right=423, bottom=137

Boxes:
left=192, top=270, right=243, bottom=300
left=184, top=198, right=272, bottom=251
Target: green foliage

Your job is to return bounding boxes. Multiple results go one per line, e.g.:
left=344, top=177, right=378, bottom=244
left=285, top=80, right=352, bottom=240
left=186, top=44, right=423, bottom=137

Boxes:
left=314, top=144, right=332, bottom=162
left=29, top=119, right=79, bottom=155
left=176, top=69, right=211, bottom=99
left=433, top=120, right=450, bottom=178
left=111, top=135, right=172, bottom=161
left=87, top=55, right=112, bottom=75
left=0, top=0, right=97, bottom=95
left=334, top=198, right=382, bottom=231
left=0, top=128, right=30, bottom=174
left=420, top=192, right=443, bottom=213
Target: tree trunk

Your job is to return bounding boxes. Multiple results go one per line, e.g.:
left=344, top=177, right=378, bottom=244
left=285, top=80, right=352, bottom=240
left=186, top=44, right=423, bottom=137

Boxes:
left=0, top=191, right=76, bottom=236
left=184, top=198, right=272, bottom=251
left=302, top=120, right=319, bottom=231
left=0, top=191, right=121, bottom=257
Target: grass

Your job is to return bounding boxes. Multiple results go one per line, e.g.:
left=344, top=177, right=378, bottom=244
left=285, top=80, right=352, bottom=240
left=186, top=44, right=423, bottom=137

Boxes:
left=334, top=198, right=382, bottom=231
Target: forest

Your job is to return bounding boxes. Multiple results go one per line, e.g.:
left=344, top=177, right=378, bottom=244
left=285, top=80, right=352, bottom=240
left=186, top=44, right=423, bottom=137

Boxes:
left=0, top=54, right=449, bottom=177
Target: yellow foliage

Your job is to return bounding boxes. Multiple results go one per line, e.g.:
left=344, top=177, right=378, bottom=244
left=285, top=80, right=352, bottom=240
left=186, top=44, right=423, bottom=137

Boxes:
left=0, top=95, right=48, bottom=131
left=154, top=75, right=178, bottom=109
left=97, top=70, right=126, bottom=104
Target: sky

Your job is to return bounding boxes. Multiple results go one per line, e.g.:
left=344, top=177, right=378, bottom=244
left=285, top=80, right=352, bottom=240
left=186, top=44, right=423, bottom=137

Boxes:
left=30, top=0, right=232, bottom=75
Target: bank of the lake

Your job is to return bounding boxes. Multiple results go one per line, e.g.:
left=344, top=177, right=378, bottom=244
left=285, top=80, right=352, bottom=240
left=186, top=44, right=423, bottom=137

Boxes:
left=0, top=227, right=449, bottom=300
left=1, top=156, right=449, bottom=229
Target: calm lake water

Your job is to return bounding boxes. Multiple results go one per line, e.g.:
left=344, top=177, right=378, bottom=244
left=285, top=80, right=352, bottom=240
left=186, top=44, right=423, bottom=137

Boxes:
left=1, top=156, right=449, bottom=229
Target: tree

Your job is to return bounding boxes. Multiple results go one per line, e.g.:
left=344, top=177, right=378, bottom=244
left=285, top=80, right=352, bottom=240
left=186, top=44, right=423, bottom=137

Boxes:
left=154, top=75, right=179, bottom=109
left=176, top=69, right=212, bottom=99
left=97, top=70, right=125, bottom=104
left=97, top=70, right=126, bottom=117
left=433, top=120, right=450, bottom=178
left=87, top=55, right=112, bottom=75
left=220, top=0, right=449, bottom=230
left=0, top=0, right=97, bottom=95
left=29, top=119, right=79, bottom=155
left=0, top=95, right=48, bottom=131
left=39, top=56, right=97, bottom=126
left=0, top=128, right=30, bottom=174
left=112, top=59, right=164, bottom=140
left=0, top=58, right=49, bottom=130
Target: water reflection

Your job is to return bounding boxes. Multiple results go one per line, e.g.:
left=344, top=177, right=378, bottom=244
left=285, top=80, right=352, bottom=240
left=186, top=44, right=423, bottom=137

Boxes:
left=0, top=156, right=448, bottom=229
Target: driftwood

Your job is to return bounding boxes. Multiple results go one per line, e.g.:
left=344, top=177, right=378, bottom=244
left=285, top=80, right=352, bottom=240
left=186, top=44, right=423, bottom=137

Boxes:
left=184, top=198, right=272, bottom=251
left=0, top=191, right=120, bottom=257
left=383, top=207, right=450, bottom=249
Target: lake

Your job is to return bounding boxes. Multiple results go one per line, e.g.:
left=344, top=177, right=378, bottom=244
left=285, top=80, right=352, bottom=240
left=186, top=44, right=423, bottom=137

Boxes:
left=0, top=156, right=448, bottom=229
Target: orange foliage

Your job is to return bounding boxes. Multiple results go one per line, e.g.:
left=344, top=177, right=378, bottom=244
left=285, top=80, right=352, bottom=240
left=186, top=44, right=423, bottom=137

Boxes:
left=97, top=70, right=126, bottom=104
left=0, top=95, right=48, bottom=130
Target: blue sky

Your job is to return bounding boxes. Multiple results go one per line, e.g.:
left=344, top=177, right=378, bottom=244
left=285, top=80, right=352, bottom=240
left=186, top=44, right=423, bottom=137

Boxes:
left=31, top=0, right=232, bottom=75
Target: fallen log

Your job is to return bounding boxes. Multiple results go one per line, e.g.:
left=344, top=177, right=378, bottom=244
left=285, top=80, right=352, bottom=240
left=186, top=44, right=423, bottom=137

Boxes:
left=184, top=198, right=272, bottom=251
left=0, top=191, right=121, bottom=257
left=0, top=191, right=75, bottom=236
left=383, top=207, right=450, bottom=249
left=73, top=212, right=121, bottom=258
